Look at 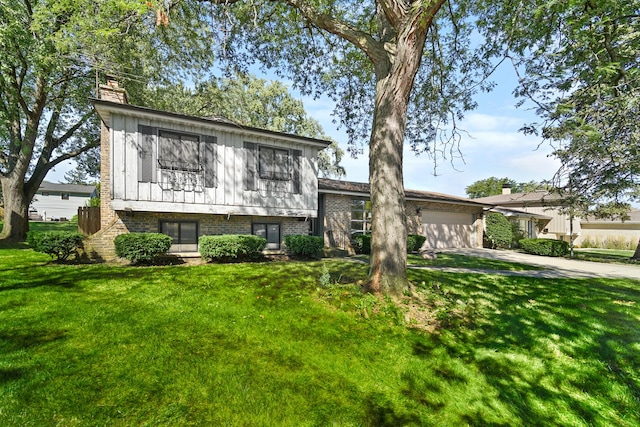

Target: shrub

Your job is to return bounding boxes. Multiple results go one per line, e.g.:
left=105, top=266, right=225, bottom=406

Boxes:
left=27, top=231, right=83, bottom=261
left=351, top=233, right=372, bottom=255
left=199, top=235, right=267, bottom=262
left=520, top=238, right=569, bottom=257
left=352, top=233, right=427, bottom=254
left=283, top=234, right=324, bottom=258
left=407, top=234, right=427, bottom=252
left=114, top=233, right=173, bottom=264
left=484, top=212, right=513, bottom=249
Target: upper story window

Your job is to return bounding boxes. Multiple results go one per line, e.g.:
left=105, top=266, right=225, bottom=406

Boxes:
left=158, top=131, right=201, bottom=172
left=138, top=125, right=217, bottom=191
left=244, top=142, right=302, bottom=194
left=259, top=146, right=290, bottom=180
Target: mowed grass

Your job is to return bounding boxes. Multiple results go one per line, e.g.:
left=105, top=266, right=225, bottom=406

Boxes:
left=1, top=245, right=640, bottom=426
left=573, top=248, right=637, bottom=264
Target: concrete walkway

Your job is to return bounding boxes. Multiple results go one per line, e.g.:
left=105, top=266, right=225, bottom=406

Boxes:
left=413, top=248, right=640, bottom=280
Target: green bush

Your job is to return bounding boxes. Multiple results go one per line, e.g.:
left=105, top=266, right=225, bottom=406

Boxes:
left=484, top=212, right=513, bottom=249
left=114, top=233, right=173, bottom=264
left=520, top=238, right=569, bottom=257
left=407, top=234, right=427, bottom=252
left=283, top=235, right=324, bottom=258
left=199, top=235, right=267, bottom=262
left=352, top=233, right=427, bottom=254
left=27, top=231, right=83, bottom=261
left=351, top=233, right=372, bottom=255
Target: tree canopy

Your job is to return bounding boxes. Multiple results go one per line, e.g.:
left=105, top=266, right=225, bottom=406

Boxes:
left=0, top=0, right=215, bottom=239
left=465, top=177, right=543, bottom=199
left=507, top=0, right=640, bottom=218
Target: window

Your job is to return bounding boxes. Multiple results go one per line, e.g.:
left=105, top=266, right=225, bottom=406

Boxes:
left=244, top=143, right=302, bottom=194
left=252, top=223, right=280, bottom=249
left=259, top=146, right=290, bottom=180
left=138, top=126, right=217, bottom=191
left=160, top=220, right=199, bottom=252
left=61, top=193, right=70, bottom=200
left=351, top=199, right=372, bottom=234
left=158, top=131, right=200, bottom=172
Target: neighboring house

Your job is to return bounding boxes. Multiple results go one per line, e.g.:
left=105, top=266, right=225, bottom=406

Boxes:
left=576, top=210, right=640, bottom=250
left=84, top=80, right=330, bottom=258
left=476, top=187, right=640, bottom=249
left=31, top=181, right=97, bottom=221
left=474, top=186, right=578, bottom=242
left=317, top=179, right=488, bottom=251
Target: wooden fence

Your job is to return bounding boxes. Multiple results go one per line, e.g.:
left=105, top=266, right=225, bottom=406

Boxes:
left=78, top=207, right=100, bottom=236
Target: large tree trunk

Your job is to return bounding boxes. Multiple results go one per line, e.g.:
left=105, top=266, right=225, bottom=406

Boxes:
left=366, top=75, right=410, bottom=297
left=0, top=177, right=30, bottom=241
left=633, top=239, right=640, bottom=260
left=366, top=16, right=431, bottom=298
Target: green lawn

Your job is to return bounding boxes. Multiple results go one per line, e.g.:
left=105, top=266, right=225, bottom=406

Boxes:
left=1, top=245, right=640, bottom=426
left=573, top=248, right=637, bottom=264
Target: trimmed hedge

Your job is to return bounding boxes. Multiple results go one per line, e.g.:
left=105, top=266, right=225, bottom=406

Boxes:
left=283, top=235, right=324, bottom=258
left=407, top=234, right=427, bottom=253
left=352, top=233, right=427, bottom=255
left=27, top=231, right=83, bottom=261
left=352, top=233, right=372, bottom=255
left=199, top=234, right=267, bottom=262
left=484, top=212, right=513, bottom=249
left=114, top=233, right=173, bottom=264
left=519, top=238, right=569, bottom=257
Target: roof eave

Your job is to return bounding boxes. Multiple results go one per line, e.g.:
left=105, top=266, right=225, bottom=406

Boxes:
left=90, top=98, right=333, bottom=149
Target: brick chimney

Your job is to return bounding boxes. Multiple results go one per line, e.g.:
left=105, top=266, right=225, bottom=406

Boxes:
left=99, top=77, right=128, bottom=104
left=502, top=183, right=512, bottom=195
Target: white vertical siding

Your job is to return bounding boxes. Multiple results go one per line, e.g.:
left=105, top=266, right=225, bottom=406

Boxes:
left=109, top=113, right=321, bottom=216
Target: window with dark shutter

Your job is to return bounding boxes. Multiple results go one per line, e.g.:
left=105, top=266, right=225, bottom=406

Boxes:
left=291, top=149, right=302, bottom=194
left=244, top=142, right=258, bottom=190
left=138, top=125, right=156, bottom=183
left=203, top=135, right=217, bottom=188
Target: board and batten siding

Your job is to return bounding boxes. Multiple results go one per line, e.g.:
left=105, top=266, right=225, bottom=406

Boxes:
left=109, top=113, right=319, bottom=217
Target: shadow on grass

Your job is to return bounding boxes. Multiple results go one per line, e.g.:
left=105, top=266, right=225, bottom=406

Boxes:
left=404, top=269, right=640, bottom=424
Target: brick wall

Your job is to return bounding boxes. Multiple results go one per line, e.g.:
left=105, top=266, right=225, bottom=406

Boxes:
left=82, top=211, right=310, bottom=261
left=322, top=194, right=353, bottom=251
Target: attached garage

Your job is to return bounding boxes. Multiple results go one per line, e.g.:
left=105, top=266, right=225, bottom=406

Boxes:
left=317, top=179, right=489, bottom=252
left=421, top=210, right=476, bottom=249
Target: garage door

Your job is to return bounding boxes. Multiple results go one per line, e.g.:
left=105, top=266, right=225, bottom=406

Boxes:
left=421, top=210, right=475, bottom=248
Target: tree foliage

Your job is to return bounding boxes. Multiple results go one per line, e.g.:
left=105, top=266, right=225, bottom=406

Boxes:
left=466, top=177, right=543, bottom=198
left=506, top=0, right=640, bottom=218
left=0, top=0, right=215, bottom=240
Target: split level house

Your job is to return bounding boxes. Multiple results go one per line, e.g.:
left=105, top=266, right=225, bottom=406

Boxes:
left=84, top=80, right=489, bottom=260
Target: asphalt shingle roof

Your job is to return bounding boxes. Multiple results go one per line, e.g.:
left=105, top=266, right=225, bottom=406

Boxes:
left=38, top=181, right=97, bottom=196
left=318, top=179, right=489, bottom=207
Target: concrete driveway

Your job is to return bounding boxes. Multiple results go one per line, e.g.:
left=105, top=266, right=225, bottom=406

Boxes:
left=428, top=248, right=640, bottom=280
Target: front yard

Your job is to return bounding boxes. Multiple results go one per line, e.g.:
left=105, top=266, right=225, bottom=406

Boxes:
left=1, top=243, right=639, bottom=426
